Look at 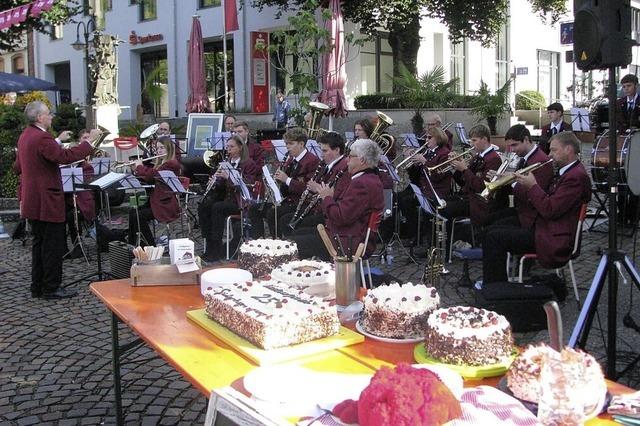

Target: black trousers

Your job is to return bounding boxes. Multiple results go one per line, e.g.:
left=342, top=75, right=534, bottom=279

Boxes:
left=279, top=211, right=324, bottom=238
left=198, top=198, right=241, bottom=260
left=128, top=206, right=155, bottom=246
left=482, top=223, right=535, bottom=284
left=291, top=228, right=332, bottom=261
left=248, top=202, right=296, bottom=239
left=397, top=187, right=426, bottom=242
left=30, top=220, right=66, bottom=294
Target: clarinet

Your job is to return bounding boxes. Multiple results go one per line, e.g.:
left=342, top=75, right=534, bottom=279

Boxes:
left=289, top=161, right=326, bottom=229
left=288, top=168, right=345, bottom=230
left=202, top=152, right=229, bottom=199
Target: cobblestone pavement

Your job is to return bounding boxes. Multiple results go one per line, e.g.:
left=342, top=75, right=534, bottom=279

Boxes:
left=1, top=198, right=640, bottom=424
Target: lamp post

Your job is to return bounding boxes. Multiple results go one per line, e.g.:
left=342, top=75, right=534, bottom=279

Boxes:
left=71, top=17, right=97, bottom=128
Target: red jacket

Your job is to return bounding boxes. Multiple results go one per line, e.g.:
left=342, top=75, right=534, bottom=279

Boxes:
left=455, top=149, right=501, bottom=226
left=527, top=161, right=591, bottom=268
left=247, top=139, right=265, bottom=171
left=512, top=147, right=554, bottom=229
left=539, top=121, right=572, bottom=154
left=134, top=159, right=182, bottom=223
left=283, top=151, right=321, bottom=203
left=616, top=95, right=640, bottom=131
left=17, top=125, right=93, bottom=223
left=418, top=145, right=452, bottom=200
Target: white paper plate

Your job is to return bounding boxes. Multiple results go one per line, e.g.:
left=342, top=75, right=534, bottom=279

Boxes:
left=200, top=268, right=252, bottom=295
left=355, top=320, right=425, bottom=343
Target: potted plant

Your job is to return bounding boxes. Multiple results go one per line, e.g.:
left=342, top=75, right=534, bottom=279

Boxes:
left=471, top=79, right=512, bottom=135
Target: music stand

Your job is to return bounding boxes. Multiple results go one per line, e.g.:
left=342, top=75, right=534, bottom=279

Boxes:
left=454, top=123, right=470, bottom=147
left=261, top=165, right=283, bottom=237
left=306, top=139, right=322, bottom=159
left=157, top=170, right=194, bottom=241
left=569, top=107, right=591, bottom=132
left=270, top=140, right=288, bottom=162
left=61, top=167, right=90, bottom=264
left=400, top=133, right=420, bottom=148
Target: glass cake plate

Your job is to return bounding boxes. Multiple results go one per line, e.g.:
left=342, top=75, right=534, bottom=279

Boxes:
left=413, top=343, right=517, bottom=378
left=355, top=319, right=425, bottom=343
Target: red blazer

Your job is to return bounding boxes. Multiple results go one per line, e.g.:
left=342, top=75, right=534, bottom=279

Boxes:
left=65, top=161, right=96, bottom=222
left=539, top=121, right=572, bottom=154
left=455, top=149, right=501, bottom=226
left=418, top=145, right=452, bottom=200
left=324, top=156, right=350, bottom=200
left=512, top=147, right=553, bottom=229
left=616, top=95, right=640, bottom=131
left=247, top=139, right=265, bottom=171
left=284, top=151, right=321, bottom=203
left=321, top=169, right=384, bottom=257
left=134, top=159, right=182, bottom=223
left=527, top=161, right=591, bottom=268
left=17, top=125, right=93, bottom=223
left=219, top=158, right=260, bottom=207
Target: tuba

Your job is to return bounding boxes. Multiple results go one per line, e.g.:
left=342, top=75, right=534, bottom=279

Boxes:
left=90, top=125, right=110, bottom=154
left=307, top=102, right=330, bottom=140
left=203, top=149, right=223, bottom=169
left=370, top=111, right=395, bottom=155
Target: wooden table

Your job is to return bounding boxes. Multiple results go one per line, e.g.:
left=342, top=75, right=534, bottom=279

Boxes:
left=91, top=279, right=633, bottom=425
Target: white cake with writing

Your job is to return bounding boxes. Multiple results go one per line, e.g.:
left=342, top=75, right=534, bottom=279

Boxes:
left=238, top=239, right=298, bottom=278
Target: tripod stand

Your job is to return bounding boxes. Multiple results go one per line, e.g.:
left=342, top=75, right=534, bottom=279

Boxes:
left=568, top=67, right=640, bottom=379
left=385, top=180, right=417, bottom=265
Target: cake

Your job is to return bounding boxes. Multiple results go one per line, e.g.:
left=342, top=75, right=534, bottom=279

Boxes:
left=507, top=344, right=605, bottom=405
left=361, top=283, right=440, bottom=339
left=203, top=280, right=339, bottom=349
left=270, top=260, right=335, bottom=299
left=424, top=306, right=514, bottom=366
left=237, top=239, right=298, bottom=278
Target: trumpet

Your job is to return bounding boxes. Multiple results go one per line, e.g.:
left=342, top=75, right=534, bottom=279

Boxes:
left=427, top=148, right=476, bottom=174
left=113, top=154, right=166, bottom=170
left=481, top=159, right=554, bottom=198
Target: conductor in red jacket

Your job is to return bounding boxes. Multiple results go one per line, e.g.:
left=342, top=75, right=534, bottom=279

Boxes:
left=17, top=101, right=93, bottom=299
left=482, top=131, right=591, bottom=284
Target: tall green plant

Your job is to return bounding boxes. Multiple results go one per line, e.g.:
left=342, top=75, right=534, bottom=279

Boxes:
left=0, top=105, right=26, bottom=197
left=470, top=79, right=512, bottom=134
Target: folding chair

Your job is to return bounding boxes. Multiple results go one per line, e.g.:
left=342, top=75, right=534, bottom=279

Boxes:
left=360, top=210, right=384, bottom=289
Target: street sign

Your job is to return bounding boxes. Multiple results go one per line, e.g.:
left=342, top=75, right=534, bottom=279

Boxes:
left=561, top=22, right=574, bottom=45
left=516, top=67, right=528, bottom=76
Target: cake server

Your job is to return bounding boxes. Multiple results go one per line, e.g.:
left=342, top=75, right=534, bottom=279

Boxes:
left=543, top=300, right=563, bottom=351
left=317, top=224, right=338, bottom=258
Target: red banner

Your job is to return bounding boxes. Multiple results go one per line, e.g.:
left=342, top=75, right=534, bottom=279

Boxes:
left=0, top=0, right=55, bottom=31
left=251, top=32, right=269, bottom=113
left=224, top=0, right=239, bottom=33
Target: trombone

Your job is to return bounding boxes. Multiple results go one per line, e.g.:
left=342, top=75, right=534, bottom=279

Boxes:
left=427, top=148, right=475, bottom=175
left=395, top=142, right=431, bottom=170
left=480, top=159, right=553, bottom=198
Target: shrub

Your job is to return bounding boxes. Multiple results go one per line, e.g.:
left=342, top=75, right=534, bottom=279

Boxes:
left=354, top=93, right=404, bottom=110
left=14, top=91, right=52, bottom=110
left=0, top=105, right=25, bottom=198
left=52, top=103, right=86, bottom=136
left=515, top=90, right=546, bottom=110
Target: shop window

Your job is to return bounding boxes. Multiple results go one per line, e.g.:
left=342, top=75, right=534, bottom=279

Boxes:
left=450, top=40, right=467, bottom=95
left=140, top=51, right=168, bottom=117
left=537, top=49, right=560, bottom=103
left=12, top=55, right=25, bottom=75
left=359, top=33, right=393, bottom=95
left=495, top=21, right=509, bottom=89
left=140, top=0, right=157, bottom=21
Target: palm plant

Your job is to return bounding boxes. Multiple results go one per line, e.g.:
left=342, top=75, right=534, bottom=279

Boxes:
left=470, top=79, right=512, bottom=135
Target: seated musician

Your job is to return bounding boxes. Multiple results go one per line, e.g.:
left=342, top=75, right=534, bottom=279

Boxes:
left=616, top=73, right=640, bottom=132
left=198, top=135, right=259, bottom=262
left=249, top=127, right=320, bottom=238
left=397, top=126, right=452, bottom=245
left=424, top=112, right=454, bottom=150
left=127, top=136, right=182, bottom=246
left=64, top=129, right=100, bottom=258
left=293, top=139, right=384, bottom=260
left=487, top=124, right=553, bottom=228
left=224, top=114, right=236, bottom=132
left=232, top=120, right=265, bottom=169
left=280, top=131, right=350, bottom=235
left=482, top=132, right=591, bottom=284
left=539, top=103, right=571, bottom=154
left=439, top=124, right=501, bottom=248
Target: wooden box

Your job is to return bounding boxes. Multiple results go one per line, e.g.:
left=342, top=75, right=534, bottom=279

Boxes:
left=130, top=257, right=202, bottom=287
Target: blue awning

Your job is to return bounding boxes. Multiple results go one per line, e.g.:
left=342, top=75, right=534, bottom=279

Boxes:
left=0, top=72, right=58, bottom=93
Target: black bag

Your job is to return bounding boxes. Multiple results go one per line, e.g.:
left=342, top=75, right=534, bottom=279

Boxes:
left=474, top=281, right=556, bottom=332
left=525, top=273, right=567, bottom=302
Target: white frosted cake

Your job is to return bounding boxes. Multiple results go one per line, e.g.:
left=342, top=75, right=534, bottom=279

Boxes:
left=424, top=306, right=514, bottom=366
left=361, top=282, right=440, bottom=339
left=203, top=280, right=339, bottom=349
left=237, top=239, right=298, bottom=278
left=270, top=260, right=335, bottom=299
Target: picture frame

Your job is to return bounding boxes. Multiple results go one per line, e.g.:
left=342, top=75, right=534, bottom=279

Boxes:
left=185, top=113, right=224, bottom=156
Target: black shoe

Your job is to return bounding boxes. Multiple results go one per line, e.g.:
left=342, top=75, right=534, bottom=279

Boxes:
left=42, top=288, right=77, bottom=300
left=31, top=291, right=42, bottom=298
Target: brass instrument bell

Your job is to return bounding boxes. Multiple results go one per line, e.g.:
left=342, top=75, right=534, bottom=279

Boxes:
left=307, top=102, right=330, bottom=140
left=370, top=111, right=395, bottom=155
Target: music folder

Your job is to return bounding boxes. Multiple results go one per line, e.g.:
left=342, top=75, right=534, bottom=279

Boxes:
left=379, top=155, right=401, bottom=183
left=84, top=171, right=130, bottom=190
left=226, top=166, right=252, bottom=202
left=261, top=165, right=283, bottom=205
left=90, top=158, right=112, bottom=175
left=400, top=133, right=420, bottom=148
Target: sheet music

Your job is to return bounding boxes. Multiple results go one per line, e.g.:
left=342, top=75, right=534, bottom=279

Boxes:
left=90, top=158, right=111, bottom=175
left=158, top=170, right=186, bottom=193
left=570, top=107, right=590, bottom=132
left=211, top=132, right=231, bottom=150
left=270, top=140, right=288, bottom=162
left=118, top=174, right=144, bottom=189
left=410, top=183, right=436, bottom=215
left=455, top=123, right=470, bottom=146
left=89, top=171, right=129, bottom=189
left=379, top=155, right=401, bottom=183
left=61, top=167, right=84, bottom=193
left=261, top=165, right=283, bottom=205
left=400, top=133, right=420, bottom=148
left=306, top=139, right=322, bottom=159
left=344, top=131, right=355, bottom=142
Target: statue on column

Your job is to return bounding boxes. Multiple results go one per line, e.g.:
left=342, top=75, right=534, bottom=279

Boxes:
left=90, top=33, right=123, bottom=106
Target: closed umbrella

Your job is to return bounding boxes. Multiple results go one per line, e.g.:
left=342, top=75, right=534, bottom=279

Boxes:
left=186, top=15, right=211, bottom=113
left=0, top=72, right=57, bottom=92
left=319, top=0, right=347, bottom=130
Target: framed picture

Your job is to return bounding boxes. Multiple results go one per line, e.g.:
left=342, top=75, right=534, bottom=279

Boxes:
left=185, top=113, right=224, bottom=156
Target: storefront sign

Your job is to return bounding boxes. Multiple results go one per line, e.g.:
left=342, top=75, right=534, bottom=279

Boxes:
left=129, top=31, right=163, bottom=46
left=251, top=32, right=269, bottom=113
left=560, top=22, right=573, bottom=45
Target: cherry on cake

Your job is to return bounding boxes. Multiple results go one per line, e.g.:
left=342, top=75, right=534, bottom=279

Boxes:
left=270, top=260, right=335, bottom=299
left=424, top=306, right=514, bottom=366
left=361, top=282, right=440, bottom=339
left=237, top=239, right=298, bottom=278
left=203, top=280, right=339, bottom=349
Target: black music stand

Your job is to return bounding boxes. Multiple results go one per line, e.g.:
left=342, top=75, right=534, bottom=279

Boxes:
left=61, top=167, right=90, bottom=264
left=157, top=170, right=195, bottom=240
left=569, top=67, right=640, bottom=380
left=261, top=164, right=284, bottom=237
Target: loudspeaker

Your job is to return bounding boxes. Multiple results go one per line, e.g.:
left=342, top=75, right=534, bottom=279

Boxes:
left=573, top=0, right=633, bottom=71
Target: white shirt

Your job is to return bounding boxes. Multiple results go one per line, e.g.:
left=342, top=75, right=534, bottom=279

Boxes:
left=285, top=149, right=308, bottom=186
left=351, top=171, right=365, bottom=180
left=326, top=155, right=344, bottom=173
left=479, top=146, right=494, bottom=158
left=559, top=160, right=578, bottom=176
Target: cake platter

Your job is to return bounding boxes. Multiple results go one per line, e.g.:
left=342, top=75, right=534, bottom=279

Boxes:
left=413, top=343, right=517, bottom=378
left=355, top=320, right=425, bottom=343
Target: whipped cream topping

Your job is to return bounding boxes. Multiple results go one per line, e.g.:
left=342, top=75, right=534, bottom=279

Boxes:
left=239, top=239, right=298, bottom=256
left=364, top=282, right=440, bottom=314
left=270, top=260, right=335, bottom=287
left=427, top=306, right=510, bottom=339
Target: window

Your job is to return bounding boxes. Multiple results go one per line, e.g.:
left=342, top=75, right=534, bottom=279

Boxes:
left=537, top=50, right=560, bottom=103
left=50, top=24, right=63, bottom=40
left=12, top=55, right=25, bottom=75
left=140, top=51, right=168, bottom=117
left=495, top=22, right=509, bottom=89
left=204, top=39, right=234, bottom=112
left=199, top=0, right=220, bottom=8
left=632, top=7, right=640, bottom=42
left=0, top=58, right=4, bottom=73
left=359, top=33, right=393, bottom=95
left=140, top=0, right=157, bottom=21
left=450, top=40, right=467, bottom=95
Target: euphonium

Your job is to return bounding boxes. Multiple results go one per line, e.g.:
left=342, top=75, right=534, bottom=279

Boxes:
left=482, top=159, right=554, bottom=197
left=370, top=111, right=395, bottom=155
left=203, top=149, right=223, bottom=169
left=307, top=102, right=330, bottom=140
left=479, top=152, right=519, bottom=199
left=427, top=148, right=475, bottom=174
left=90, top=125, right=110, bottom=154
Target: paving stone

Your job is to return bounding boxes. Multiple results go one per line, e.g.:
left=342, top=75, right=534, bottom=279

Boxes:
left=16, top=415, right=42, bottom=425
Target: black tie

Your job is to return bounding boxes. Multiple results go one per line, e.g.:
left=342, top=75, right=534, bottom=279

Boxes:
left=517, top=157, right=526, bottom=170
left=629, top=101, right=635, bottom=112
left=551, top=127, right=558, bottom=136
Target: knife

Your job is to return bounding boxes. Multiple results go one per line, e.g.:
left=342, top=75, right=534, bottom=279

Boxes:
left=543, top=301, right=563, bottom=351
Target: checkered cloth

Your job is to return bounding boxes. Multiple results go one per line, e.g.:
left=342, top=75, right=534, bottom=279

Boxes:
left=449, top=386, right=539, bottom=426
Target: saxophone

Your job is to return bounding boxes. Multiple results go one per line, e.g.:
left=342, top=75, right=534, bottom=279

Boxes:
left=421, top=204, right=448, bottom=286
left=289, top=161, right=325, bottom=229
left=288, top=168, right=345, bottom=230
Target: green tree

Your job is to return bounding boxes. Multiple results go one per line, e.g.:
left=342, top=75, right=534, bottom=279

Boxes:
left=0, top=104, right=25, bottom=197
left=0, top=1, right=82, bottom=51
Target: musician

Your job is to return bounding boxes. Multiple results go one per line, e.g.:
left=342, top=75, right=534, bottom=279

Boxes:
left=127, top=136, right=182, bottom=246
left=157, top=122, right=171, bottom=136
left=64, top=129, right=100, bottom=258
left=616, top=73, right=640, bottom=132
left=482, top=132, right=591, bottom=284
left=293, top=139, right=384, bottom=260
left=17, top=101, right=93, bottom=299
left=232, top=120, right=265, bottom=169
left=280, top=131, right=349, bottom=235
left=224, top=114, right=236, bottom=132
left=424, top=112, right=454, bottom=150
left=397, top=126, right=452, bottom=245
left=539, top=103, right=571, bottom=154
left=249, top=127, right=320, bottom=238
left=198, top=135, right=259, bottom=262
left=487, top=124, right=553, bottom=228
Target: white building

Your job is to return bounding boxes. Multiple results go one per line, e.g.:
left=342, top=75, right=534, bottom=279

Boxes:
left=31, top=0, right=640, bottom=121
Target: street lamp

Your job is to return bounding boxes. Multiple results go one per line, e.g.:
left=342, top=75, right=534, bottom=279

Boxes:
left=71, top=17, right=97, bottom=128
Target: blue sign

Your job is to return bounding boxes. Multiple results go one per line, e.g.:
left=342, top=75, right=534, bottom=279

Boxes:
left=561, top=22, right=574, bottom=45
left=516, top=67, right=528, bottom=76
